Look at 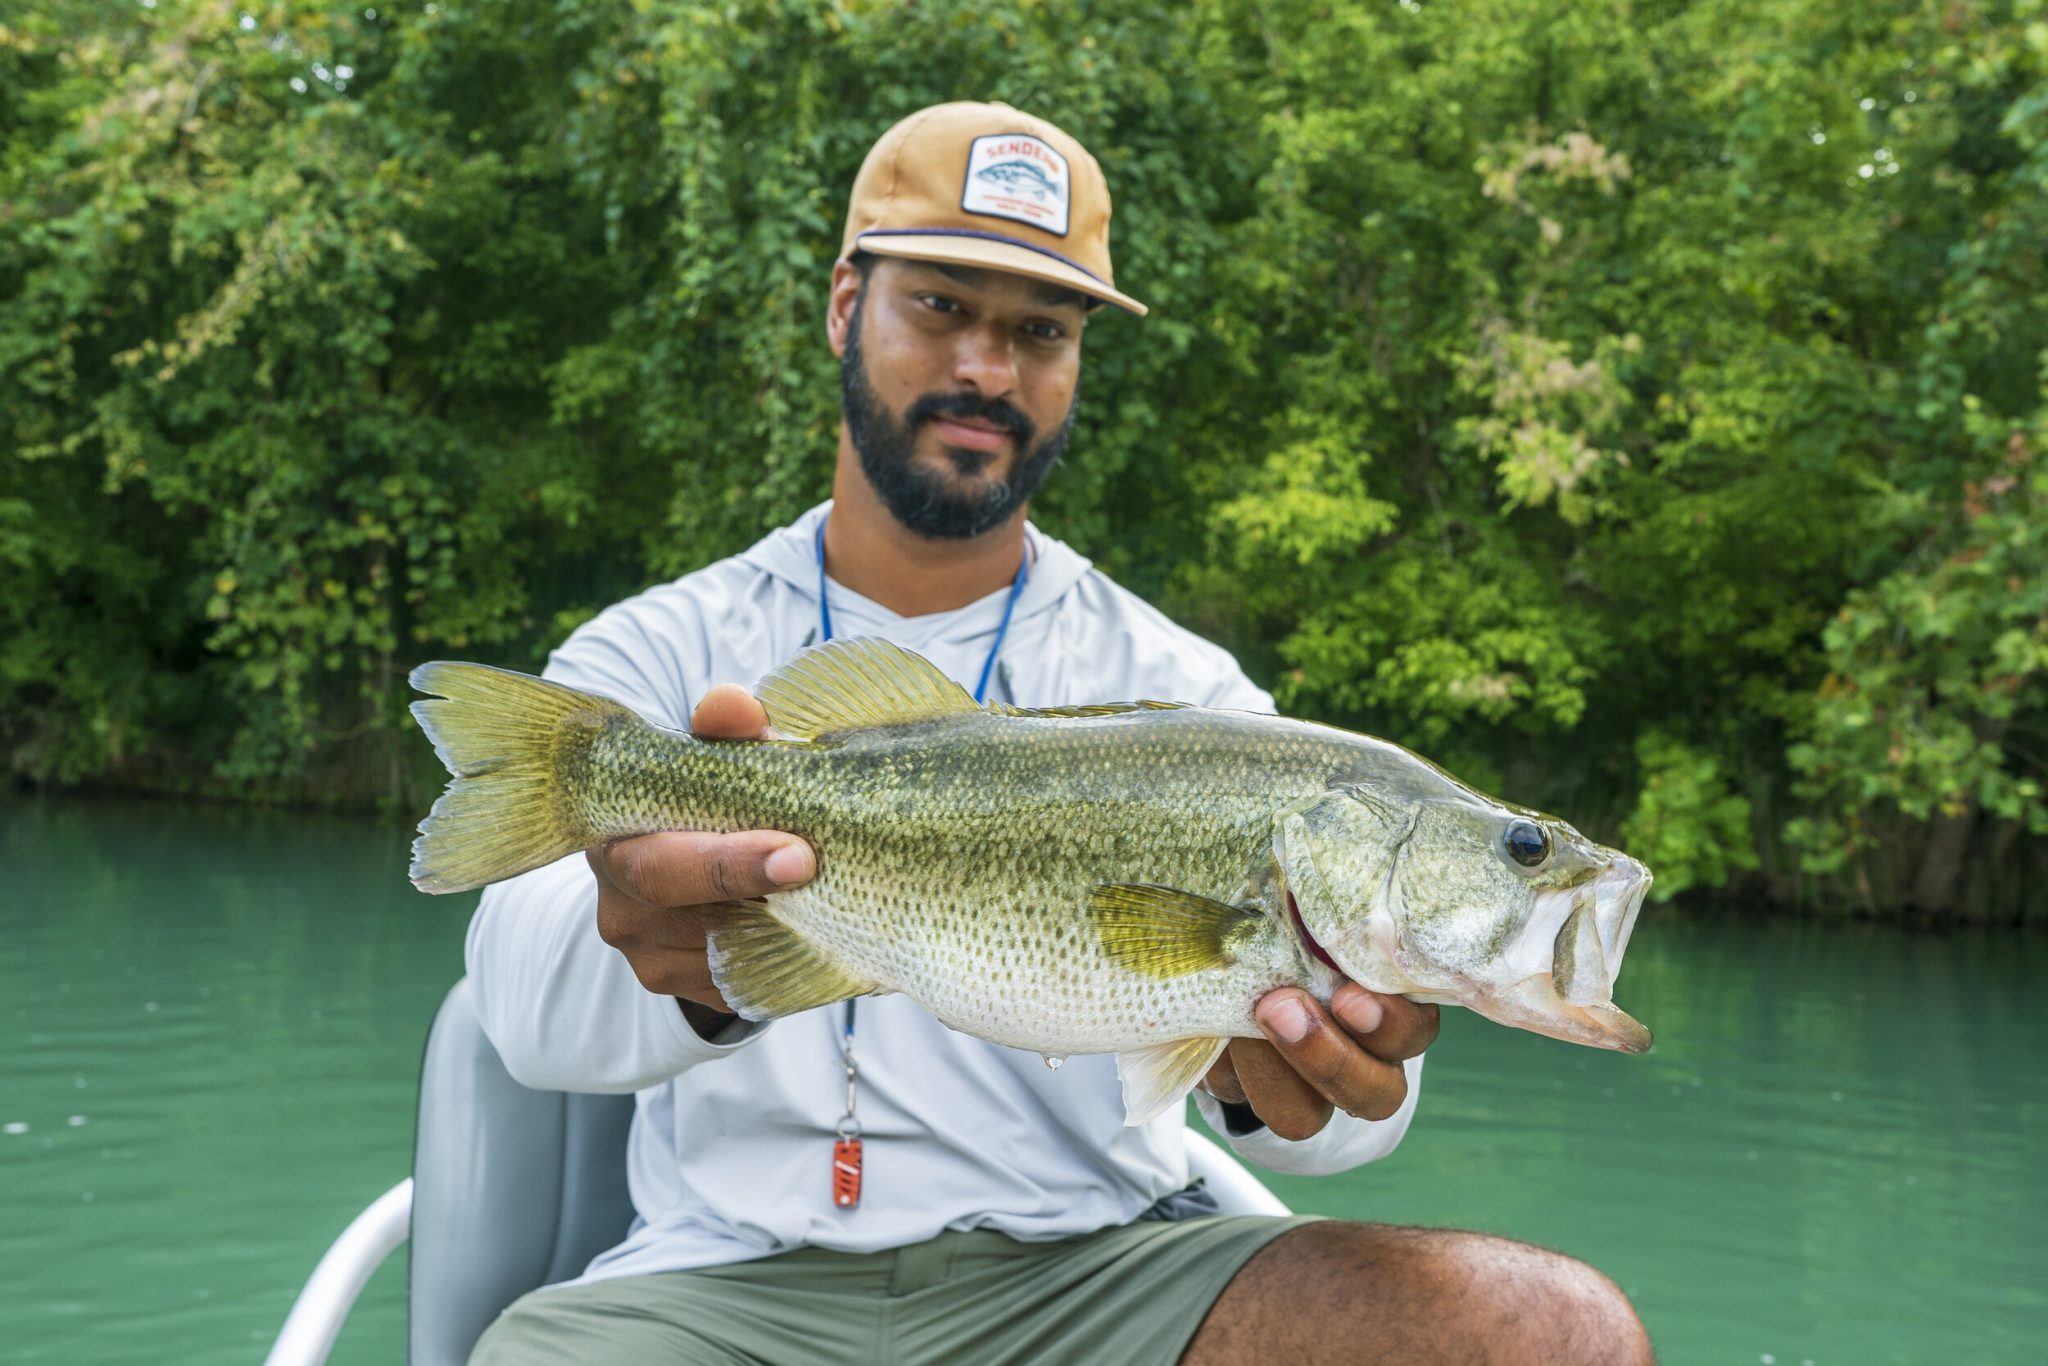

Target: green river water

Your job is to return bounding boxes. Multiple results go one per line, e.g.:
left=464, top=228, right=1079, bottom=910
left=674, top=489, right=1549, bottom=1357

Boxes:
left=2, top=794, right=2042, bottom=1363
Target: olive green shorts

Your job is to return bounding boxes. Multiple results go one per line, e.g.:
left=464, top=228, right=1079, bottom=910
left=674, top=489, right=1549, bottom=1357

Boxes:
left=469, top=1215, right=1324, bottom=1365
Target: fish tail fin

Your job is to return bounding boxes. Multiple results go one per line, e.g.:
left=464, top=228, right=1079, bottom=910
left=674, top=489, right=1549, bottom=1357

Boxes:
left=1116, top=1036, right=1230, bottom=1126
left=408, top=662, right=636, bottom=893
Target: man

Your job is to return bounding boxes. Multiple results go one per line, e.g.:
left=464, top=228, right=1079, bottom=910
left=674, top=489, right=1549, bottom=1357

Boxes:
left=467, top=102, right=1652, bottom=1363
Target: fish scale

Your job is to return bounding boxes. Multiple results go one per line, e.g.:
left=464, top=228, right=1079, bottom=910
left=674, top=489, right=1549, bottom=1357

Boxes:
left=409, top=636, right=1655, bottom=1124
left=578, top=707, right=1335, bottom=1054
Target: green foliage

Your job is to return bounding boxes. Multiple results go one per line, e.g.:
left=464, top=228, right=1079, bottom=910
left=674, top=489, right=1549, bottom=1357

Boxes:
left=1786, top=33, right=2048, bottom=891
left=1622, top=733, right=1760, bottom=902
left=2, top=0, right=2044, bottom=918
left=1787, top=425, right=2048, bottom=865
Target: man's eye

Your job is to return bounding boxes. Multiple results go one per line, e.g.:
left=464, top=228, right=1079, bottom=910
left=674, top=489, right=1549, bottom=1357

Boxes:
left=918, top=294, right=962, bottom=314
left=1026, top=322, right=1066, bottom=342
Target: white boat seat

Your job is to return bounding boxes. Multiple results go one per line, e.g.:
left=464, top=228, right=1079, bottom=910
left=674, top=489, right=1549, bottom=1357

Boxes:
left=409, top=977, right=641, bottom=1365
left=267, top=977, right=1289, bottom=1366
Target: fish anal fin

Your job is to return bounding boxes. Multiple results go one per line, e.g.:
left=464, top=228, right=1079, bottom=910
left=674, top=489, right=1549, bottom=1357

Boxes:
left=757, top=638, right=980, bottom=742
left=1116, top=1037, right=1229, bottom=1126
left=703, top=901, right=875, bottom=1020
left=1087, top=884, right=1263, bottom=979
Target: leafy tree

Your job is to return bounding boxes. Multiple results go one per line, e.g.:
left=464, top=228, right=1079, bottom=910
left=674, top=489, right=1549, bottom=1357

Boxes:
left=3, top=0, right=2042, bottom=920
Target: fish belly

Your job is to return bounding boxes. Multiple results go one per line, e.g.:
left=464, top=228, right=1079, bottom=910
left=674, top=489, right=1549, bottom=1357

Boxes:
left=768, top=880, right=1286, bottom=1055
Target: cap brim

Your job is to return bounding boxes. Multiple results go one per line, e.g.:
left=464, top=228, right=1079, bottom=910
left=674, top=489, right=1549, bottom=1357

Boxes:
left=854, top=231, right=1147, bottom=316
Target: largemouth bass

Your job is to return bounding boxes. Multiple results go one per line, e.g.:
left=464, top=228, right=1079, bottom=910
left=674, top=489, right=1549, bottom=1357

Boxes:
left=411, top=637, right=1652, bottom=1124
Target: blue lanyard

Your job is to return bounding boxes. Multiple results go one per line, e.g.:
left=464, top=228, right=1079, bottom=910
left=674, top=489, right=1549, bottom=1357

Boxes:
left=813, top=514, right=1030, bottom=704
left=814, top=514, right=1030, bottom=1190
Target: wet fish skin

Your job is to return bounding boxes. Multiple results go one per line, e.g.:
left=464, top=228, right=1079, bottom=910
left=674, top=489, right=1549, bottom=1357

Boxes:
left=409, top=638, right=1652, bottom=1123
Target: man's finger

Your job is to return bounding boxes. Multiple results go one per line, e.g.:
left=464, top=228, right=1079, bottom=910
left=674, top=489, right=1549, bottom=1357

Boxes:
left=595, top=830, right=815, bottom=907
left=1201, top=1053, right=1248, bottom=1106
left=616, top=943, right=713, bottom=998
left=691, top=683, right=771, bottom=740
left=1254, top=989, right=1410, bottom=1123
left=1329, top=983, right=1439, bottom=1063
left=1225, top=1036, right=1331, bottom=1141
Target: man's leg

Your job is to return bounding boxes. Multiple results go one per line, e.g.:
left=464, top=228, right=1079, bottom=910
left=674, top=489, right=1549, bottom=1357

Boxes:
left=468, top=1278, right=751, bottom=1366
left=1182, top=1222, right=1654, bottom=1365
left=467, top=1250, right=882, bottom=1365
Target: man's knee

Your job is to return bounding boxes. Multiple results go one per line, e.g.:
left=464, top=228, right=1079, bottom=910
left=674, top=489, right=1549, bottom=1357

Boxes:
left=1429, top=1227, right=1652, bottom=1365
left=1194, top=1221, right=1653, bottom=1365
left=1319, top=1222, right=1649, bottom=1364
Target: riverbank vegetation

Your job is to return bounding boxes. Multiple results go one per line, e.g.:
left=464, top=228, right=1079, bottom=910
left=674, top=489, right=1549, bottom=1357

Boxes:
left=4, top=0, right=2044, bottom=921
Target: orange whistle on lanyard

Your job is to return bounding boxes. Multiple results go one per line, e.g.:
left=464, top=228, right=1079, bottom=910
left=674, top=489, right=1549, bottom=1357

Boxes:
left=832, top=1137, right=864, bottom=1209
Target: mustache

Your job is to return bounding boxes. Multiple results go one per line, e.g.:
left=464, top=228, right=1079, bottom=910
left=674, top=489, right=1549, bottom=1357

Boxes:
left=908, top=391, right=1034, bottom=445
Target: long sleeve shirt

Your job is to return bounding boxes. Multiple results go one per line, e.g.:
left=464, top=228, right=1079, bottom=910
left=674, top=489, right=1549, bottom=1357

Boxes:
left=466, top=503, right=1422, bottom=1286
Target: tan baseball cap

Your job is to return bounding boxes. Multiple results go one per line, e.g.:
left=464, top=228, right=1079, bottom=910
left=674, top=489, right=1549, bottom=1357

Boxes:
left=839, top=101, right=1147, bottom=316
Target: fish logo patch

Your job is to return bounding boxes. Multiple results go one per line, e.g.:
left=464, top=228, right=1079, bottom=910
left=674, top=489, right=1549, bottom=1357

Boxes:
left=961, top=133, right=1071, bottom=236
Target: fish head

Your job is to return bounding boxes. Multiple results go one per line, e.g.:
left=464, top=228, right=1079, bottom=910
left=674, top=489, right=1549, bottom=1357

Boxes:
left=1276, top=787, right=1653, bottom=1053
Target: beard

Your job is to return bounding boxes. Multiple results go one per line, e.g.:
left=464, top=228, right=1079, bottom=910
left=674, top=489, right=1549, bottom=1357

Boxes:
left=840, top=288, right=1078, bottom=540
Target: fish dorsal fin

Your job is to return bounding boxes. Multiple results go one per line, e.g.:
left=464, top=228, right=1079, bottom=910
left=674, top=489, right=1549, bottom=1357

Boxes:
left=991, top=699, right=1187, bottom=718
left=758, top=638, right=981, bottom=741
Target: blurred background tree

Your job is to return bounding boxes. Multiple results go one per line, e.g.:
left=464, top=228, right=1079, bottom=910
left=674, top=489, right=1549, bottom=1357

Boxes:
left=2, top=0, right=2043, bottom=920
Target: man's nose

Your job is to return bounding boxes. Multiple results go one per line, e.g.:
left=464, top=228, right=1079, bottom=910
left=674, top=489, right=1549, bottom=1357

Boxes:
left=950, top=325, right=1020, bottom=398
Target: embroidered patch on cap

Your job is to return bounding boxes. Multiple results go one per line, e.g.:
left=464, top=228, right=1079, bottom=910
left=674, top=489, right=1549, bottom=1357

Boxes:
left=960, top=133, right=1071, bottom=237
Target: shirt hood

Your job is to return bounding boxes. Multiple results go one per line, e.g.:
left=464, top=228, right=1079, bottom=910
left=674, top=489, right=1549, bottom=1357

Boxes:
left=735, top=501, right=1098, bottom=650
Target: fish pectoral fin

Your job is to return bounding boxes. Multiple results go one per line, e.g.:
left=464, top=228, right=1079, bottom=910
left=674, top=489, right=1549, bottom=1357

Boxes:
left=1116, top=1037, right=1230, bottom=1127
left=1086, top=884, right=1262, bottom=978
left=757, top=638, right=980, bottom=741
left=703, top=901, right=875, bottom=1021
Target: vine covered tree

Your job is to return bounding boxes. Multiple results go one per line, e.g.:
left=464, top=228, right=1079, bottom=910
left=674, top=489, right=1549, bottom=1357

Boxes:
left=4, top=0, right=2044, bottom=919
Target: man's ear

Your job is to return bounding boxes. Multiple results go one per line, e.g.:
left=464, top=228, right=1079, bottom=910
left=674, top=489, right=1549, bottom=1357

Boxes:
left=826, top=259, right=865, bottom=359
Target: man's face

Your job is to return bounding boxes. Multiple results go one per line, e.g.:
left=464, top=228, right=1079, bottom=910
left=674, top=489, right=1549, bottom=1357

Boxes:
left=836, top=257, right=1087, bottom=540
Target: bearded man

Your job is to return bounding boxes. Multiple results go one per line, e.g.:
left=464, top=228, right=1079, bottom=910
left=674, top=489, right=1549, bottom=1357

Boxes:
left=465, top=101, right=1652, bottom=1364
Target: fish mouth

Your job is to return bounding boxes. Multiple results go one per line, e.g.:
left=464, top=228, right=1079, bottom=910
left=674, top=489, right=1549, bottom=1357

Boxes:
left=1547, top=857, right=1649, bottom=1005
left=1487, top=854, right=1653, bottom=1053
left=1506, top=992, right=1653, bottom=1053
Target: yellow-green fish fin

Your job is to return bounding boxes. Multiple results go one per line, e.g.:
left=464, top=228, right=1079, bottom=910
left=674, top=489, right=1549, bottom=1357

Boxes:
left=704, top=900, right=876, bottom=1020
left=991, top=699, right=1186, bottom=718
left=758, top=638, right=980, bottom=741
left=1116, top=1036, right=1230, bottom=1126
left=409, top=662, right=629, bottom=893
left=1087, top=884, right=1263, bottom=978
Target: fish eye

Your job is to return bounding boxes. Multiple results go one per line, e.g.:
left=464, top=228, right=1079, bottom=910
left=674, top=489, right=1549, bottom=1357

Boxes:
left=1502, top=818, right=1551, bottom=869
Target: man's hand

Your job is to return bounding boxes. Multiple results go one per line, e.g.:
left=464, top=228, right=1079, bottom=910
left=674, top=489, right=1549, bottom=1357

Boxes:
left=1201, top=982, right=1439, bottom=1141
left=587, top=683, right=816, bottom=1035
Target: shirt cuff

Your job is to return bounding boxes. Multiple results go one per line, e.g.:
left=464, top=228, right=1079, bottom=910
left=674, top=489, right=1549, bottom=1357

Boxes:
left=651, top=987, right=771, bottom=1061
left=1190, top=1053, right=1424, bottom=1177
